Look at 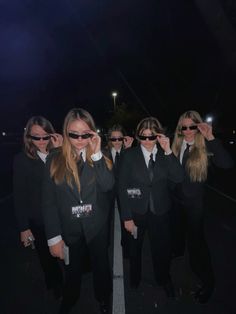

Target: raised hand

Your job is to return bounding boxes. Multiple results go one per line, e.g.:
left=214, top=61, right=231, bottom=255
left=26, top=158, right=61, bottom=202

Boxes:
left=88, top=131, right=101, bottom=154
left=123, top=136, right=134, bottom=149
left=197, top=123, right=215, bottom=141
left=51, top=133, right=63, bottom=147
left=157, top=134, right=171, bottom=154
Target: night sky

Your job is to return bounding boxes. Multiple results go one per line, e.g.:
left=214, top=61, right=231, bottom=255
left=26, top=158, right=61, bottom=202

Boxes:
left=1, top=0, right=236, bottom=133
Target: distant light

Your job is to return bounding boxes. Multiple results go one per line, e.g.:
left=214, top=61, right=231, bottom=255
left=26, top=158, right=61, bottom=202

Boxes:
left=229, top=141, right=234, bottom=145
left=205, top=116, right=213, bottom=123
left=233, top=130, right=235, bottom=134
left=97, top=129, right=101, bottom=133
left=2, top=132, right=6, bottom=136
left=112, top=92, right=117, bottom=97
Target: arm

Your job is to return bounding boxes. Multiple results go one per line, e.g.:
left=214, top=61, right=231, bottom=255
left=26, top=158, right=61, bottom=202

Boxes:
left=42, top=158, right=65, bottom=259
left=89, top=131, right=114, bottom=192
left=206, top=139, right=234, bottom=169
left=165, top=153, right=184, bottom=183
left=42, top=157, right=62, bottom=242
left=198, top=122, right=234, bottom=169
left=117, top=152, right=133, bottom=221
left=92, top=152, right=115, bottom=192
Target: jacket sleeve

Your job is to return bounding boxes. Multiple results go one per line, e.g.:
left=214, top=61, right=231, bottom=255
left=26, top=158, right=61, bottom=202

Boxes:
left=165, top=152, right=184, bottom=183
left=13, top=153, right=30, bottom=231
left=93, top=156, right=115, bottom=192
left=117, top=152, right=133, bottom=221
left=207, top=139, right=234, bottom=169
left=41, top=157, right=62, bottom=240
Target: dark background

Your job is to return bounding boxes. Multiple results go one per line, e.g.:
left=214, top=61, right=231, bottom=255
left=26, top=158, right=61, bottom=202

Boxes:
left=1, top=0, right=236, bottom=133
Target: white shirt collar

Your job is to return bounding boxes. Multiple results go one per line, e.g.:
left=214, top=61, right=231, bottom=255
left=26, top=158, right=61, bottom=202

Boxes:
left=183, top=139, right=194, bottom=148
left=111, top=147, right=121, bottom=163
left=141, top=144, right=158, bottom=167
left=78, top=148, right=86, bottom=161
left=37, top=151, right=48, bottom=163
left=180, top=140, right=194, bottom=163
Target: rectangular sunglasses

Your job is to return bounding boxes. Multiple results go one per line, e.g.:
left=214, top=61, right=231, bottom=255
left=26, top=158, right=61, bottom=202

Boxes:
left=28, top=135, right=51, bottom=141
left=68, top=133, right=92, bottom=139
left=138, top=135, right=157, bottom=141
left=109, top=137, right=124, bottom=142
left=181, top=125, right=198, bottom=131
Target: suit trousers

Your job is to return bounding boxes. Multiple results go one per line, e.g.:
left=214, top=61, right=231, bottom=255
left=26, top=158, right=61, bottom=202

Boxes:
left=129, top=210, right=172, bottom=286
left=171, top=196, right=214, bottom=289
left=59, top=224, right=112, bottom=314
left=30, top=222, right=63, bottom=290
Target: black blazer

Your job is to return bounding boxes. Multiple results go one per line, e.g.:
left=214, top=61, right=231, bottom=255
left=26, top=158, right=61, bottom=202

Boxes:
left=118, top=145, right=184, bottom=221
left=42, top=151, right=115, bottom=245
left=179, top=138, right=234, bottom=198
left=13, top=152, right=46, bottom=231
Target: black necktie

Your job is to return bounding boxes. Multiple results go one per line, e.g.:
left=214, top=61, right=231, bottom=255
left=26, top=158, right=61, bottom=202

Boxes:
left=114, top=151, right=120, bottom=168
left=148, top=153, right=155, bottom=181
left=148, top=153, right=155, bottom=213
left=78, top=152, right=84, bottom=174
left=182, top=143, right=191, bottom=167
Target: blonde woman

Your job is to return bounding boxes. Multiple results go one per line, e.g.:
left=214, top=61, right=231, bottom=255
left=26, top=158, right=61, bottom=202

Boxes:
left=42, top=108, right=114, bottom=314
left=171, top=110, right=234, bottom=303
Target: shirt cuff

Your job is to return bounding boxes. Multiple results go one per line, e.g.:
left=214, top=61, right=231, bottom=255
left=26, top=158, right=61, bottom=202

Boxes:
left=91, top=151, right=103, bottom=161
left=48, top=235, right=62, bottom=246
left=164, top=150, right=172, bottom=155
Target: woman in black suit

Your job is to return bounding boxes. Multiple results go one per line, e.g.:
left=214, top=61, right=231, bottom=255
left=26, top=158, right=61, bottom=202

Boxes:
left=42, top=108, right=114, bottom=314
left=118, top=117, right=184, bottom=297
left=104, top=124, right=134, bottom=256
left=13, top=116, right=63, bottom=297
left=171, top=110, right=234, bottom=303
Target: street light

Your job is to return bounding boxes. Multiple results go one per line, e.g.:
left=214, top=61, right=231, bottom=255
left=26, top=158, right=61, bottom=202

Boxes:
left=205, top=115, right=213, bottom=125
left=111, top=91, right=118, bottom=111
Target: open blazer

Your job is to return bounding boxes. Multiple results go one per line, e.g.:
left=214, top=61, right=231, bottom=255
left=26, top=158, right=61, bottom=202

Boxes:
left=42, top=150, right=115, bottom=245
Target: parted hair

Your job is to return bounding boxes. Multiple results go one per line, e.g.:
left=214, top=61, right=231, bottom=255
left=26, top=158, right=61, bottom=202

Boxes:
left=135, top=116, right=164, bottom=139
left=50, top=108, right=112, bottom=191
left=171, top=110, right=208, bottom=182
left=23, top=116, right=55, bottom=159
left=107, top=124, right=126, bottom=149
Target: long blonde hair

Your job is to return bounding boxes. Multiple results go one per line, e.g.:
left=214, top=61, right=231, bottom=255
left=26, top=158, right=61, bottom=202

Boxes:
left=50, top=108, right=112, bottom=191
left=171, top=110, right=208, bottom=182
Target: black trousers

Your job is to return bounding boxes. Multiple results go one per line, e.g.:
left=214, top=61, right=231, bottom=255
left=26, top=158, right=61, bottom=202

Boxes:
left=171, top=196, right=214, bottom=289
left=59, top=225, right=112, bottom=314
left=30, top=222, right=63, bottom=289
left=108, top=192, right=129, bottom=256
left=128, top=210, right=172, bottom=286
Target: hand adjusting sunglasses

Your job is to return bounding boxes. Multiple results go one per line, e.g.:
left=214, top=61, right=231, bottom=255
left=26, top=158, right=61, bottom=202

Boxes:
left=109, top=137, right=124, bottom=142
left=138, top=135, right=157, bottom=141
left=181, top=125, right=198, bottom=131
left=28, top=135, right=51, bottom=141
left=68, top=133, right=92, bottom=139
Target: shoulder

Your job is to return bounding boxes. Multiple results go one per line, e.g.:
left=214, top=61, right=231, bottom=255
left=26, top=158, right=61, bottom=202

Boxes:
left=121, top=146, right=140, bottom=159
left=102, top=147, right=112, bottom=159
left=46, top=147, right=62, bottom=164
left=14, top=151, right=31, bottom=165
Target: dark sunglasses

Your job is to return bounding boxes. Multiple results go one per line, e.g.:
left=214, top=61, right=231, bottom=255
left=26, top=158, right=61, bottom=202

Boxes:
left=181, top=125, right=198, bottom=131
left=28, top=135, right=51, bottom=141
left=138, top=135, right=157, bottom=141
left=68, top=133, right=92, bottom=139
left=109, top=137, right=124, bottom=142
